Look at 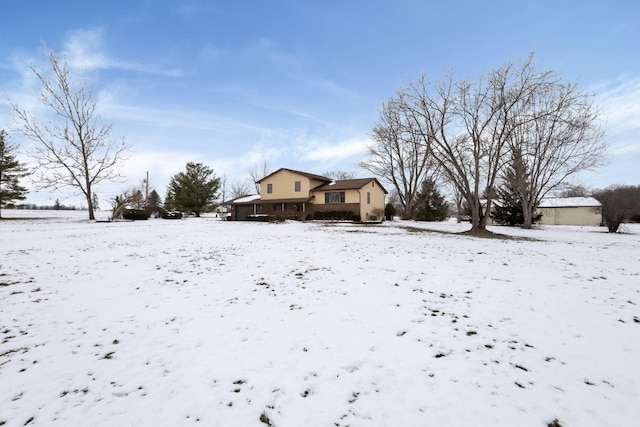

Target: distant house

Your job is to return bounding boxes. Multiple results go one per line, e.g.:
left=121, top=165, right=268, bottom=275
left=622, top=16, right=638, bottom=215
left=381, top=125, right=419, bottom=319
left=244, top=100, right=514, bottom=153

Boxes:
left=536, top=197, right=602, bottom=226
left=227, top=168, right=388, bottom=221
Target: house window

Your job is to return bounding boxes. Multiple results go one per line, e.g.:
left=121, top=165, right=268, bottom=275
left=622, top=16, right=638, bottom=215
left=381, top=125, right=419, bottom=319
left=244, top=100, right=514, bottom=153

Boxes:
left=325, top=192, right=345, bottom=204
left=367, top=192, right=371, bottom=204
left=267, top=183, right=273, bottom=194
left=294, top=181, right=301, bottom=192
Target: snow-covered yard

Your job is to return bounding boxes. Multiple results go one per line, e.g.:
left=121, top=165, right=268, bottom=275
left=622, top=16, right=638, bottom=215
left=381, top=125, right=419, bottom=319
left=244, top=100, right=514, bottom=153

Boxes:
left=1, top=211, right=639, bottom=427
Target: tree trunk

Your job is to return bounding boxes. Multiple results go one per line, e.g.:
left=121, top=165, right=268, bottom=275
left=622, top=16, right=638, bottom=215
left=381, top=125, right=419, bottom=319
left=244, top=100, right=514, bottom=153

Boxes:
left=521, top=198, right=533, bottom=229
left=85, top=180, right=95, bottom=220
left=86, top=193, right=95, bottom=220
left=469, top=199, right=487, bottom=232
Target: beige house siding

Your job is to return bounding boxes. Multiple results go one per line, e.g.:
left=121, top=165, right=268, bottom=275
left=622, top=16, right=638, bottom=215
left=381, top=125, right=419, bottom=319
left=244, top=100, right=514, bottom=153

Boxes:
left=312, top=188, right=360, bottom=204
left=537, top=206, right=602, bottom=226
left=311, top=180, right=387, bottom=220
left=359, top=181, right=387, bottom=220
left=259, top=169, right=327, bottom=200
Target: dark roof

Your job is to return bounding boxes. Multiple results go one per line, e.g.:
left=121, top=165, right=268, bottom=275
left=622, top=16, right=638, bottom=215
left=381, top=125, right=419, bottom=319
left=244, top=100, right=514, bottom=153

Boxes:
left=257, top=167, right=332, bottom=183
left=313, top=178, right=388, bottom=194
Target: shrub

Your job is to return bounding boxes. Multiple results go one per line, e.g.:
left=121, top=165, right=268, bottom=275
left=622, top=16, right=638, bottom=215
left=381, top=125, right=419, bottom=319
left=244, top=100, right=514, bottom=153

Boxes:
left=246, top=214, right=272, bottom=222
left=385, top=203, right=397, bottom=220
left=122, top=209, right=151, bottom=220
left=313, top=210, right=360, bottom=221
left=161, top=211, right=182, bottom=220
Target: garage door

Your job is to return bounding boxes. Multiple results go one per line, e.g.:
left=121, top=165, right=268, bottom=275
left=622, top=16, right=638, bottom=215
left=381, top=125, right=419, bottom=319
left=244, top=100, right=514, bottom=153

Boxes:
left=236, top=205, right=254, bottom=220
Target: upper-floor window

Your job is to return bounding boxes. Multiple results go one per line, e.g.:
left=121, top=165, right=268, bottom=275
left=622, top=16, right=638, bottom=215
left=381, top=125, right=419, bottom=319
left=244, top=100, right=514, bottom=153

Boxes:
left=294, top=181, right=301, bottom=192
left=367, top=191, right=371, bottom=204
left=267, top=183, right=273, bottom=194
left=325, top=192, right=345, bottom=204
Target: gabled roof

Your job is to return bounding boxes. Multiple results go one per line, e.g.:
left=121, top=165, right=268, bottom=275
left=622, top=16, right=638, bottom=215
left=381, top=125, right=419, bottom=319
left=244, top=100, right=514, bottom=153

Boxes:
left=313, top=178, right=388, bottom=194
left=538, top=197, right=601, bottom=208
left=256, top=167, right=332, bottom=183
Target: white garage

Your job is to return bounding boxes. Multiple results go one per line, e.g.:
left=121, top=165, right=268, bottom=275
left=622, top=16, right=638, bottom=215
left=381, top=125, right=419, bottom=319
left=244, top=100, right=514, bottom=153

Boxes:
left=536, top=197, right=602, bottom=226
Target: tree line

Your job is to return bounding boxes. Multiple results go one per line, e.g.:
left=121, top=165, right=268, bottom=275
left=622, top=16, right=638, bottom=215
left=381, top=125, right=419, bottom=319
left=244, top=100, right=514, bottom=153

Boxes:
left=361, top=53, right=612, bottom=231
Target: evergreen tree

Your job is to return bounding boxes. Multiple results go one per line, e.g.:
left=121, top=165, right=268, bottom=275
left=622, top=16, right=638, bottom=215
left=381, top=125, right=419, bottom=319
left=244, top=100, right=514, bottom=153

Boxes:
left=92, top=192, right=100, bottom=211
left=413, top=178, right=449, bottom=221
left=148, top=189, right=162, bottom=208
left=0, top=130, right=29, bottom=217
left=491, top=184, right=542, bottom=226
left=384, top=203, right=397, bottom=221
left=166, top=162, right=220, bottom=217
left=491, top=153, right=542, bottom=226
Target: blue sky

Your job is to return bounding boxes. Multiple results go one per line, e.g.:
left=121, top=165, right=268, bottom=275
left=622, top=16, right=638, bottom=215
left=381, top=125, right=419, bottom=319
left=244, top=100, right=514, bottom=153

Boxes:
left=1, top=0, right=639, bottom=206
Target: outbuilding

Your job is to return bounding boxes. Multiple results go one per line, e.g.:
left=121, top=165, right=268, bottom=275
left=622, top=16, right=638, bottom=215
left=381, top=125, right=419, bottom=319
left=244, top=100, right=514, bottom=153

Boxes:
left=536, top=197, right=602, bottom=226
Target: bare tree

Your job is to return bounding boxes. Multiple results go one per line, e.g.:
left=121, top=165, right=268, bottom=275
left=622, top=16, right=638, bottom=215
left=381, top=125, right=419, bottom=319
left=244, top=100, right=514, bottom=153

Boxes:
left=593, top=185, right=640, bottom=233
left=110, top=188, right=144, bottom=220
left=219, top=174, right=227, bottom=203
left=323, top=170, right=356, bottom=180
left=506, top=76, right=606, bottom=228
left=229, top=179, right=252, bottom=198
left=360, top=96, right=438, bottom=219
left=400, top=55, right=562, bottom=232
left=450, top=184, right=466, bottom=223
left=11, top=44, right=128, bottom=220
left=559, top=184, right=591, bottom=198
left=248, top=161, right=271, bottom=194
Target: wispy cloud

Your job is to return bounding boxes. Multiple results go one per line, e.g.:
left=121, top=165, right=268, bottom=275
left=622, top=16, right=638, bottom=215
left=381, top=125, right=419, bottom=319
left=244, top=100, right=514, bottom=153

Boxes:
left=299, top=137, right=369, bottom=162
left=242, top=37, right=359, bottom=101
left=593, top=77, right=640, bottom=155
left=62, top=28, right=183, bottom=77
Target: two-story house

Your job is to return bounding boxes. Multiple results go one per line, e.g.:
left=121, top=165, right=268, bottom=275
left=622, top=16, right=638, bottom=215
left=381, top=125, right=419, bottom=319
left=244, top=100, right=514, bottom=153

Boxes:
left=227, top=168, right=388, bottom=221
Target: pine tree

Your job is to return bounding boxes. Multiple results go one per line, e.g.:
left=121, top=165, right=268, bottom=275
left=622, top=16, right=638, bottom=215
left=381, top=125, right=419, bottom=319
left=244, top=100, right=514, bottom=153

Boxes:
left=0, top=130, right=29, bottom=217
left=413, top=178, right=449, bottom=221
left=491, top=151, right=542, bottom=226
left=166, top=163, right=220, bottom=217
left=148, top=189, right=162, bottom=208
left=490, top=185, right=526, bottom=226
left=491, top=184, right=542, bottom=226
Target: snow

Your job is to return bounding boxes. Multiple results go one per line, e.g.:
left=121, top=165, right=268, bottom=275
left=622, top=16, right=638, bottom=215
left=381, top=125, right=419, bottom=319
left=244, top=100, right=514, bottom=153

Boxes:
left=232, top=194, right=261, bottom=203
left=1, top=211, right=639, bottom=427
left=538, top=197, right=601, bottom=208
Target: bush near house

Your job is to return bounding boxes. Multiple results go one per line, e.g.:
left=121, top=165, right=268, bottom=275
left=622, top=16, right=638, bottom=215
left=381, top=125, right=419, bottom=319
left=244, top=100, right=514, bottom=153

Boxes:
left=313, top=211, right=361, bottom=221
left=246, top=214, right=272, bottom=222
left=385, top=203, right=397, bottom=221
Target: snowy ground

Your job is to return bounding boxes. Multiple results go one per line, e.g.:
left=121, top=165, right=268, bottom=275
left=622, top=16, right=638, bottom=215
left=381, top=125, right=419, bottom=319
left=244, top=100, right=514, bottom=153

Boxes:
left=1, top=210, right=639, bottom=427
